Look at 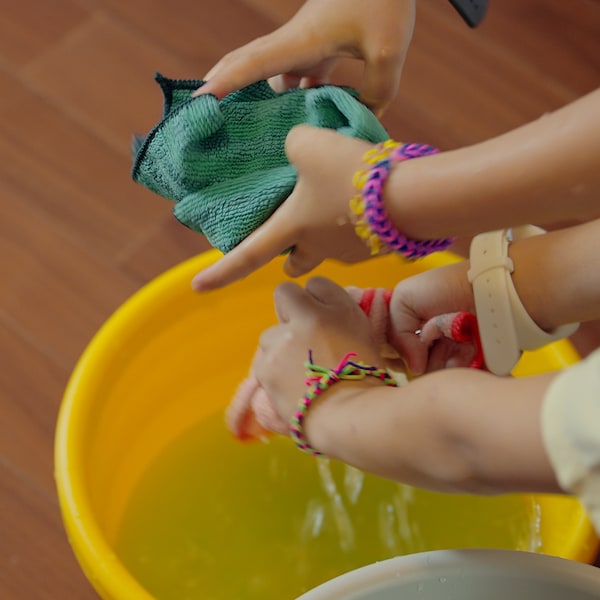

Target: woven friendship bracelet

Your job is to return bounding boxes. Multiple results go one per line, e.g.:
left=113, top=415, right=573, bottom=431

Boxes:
left=290, top=351, right=398, bottom=456
left=351, top=140, right=403, bottom=255
left=350, top=141, right=456, bottom=259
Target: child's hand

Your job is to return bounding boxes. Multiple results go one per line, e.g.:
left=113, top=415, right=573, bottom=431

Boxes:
left=192, top=126, right=375, bottom=291
left=388, top=262, right=477, bottom=375
left=194, top=0, right=416, bottom=115
left=253, top=277, right=382, bottom=426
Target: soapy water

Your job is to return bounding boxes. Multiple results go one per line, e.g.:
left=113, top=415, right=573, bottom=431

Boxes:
left=115, top=413, right=541, bottom=600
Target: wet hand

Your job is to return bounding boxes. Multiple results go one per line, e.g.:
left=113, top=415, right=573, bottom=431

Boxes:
left=253, top=277, right=381, bottom=424
left=387, top=262, right=476, bottom=375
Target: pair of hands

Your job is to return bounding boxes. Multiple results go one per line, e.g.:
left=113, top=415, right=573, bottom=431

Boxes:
left=255, top=265, right=475, bottom=428
left=193, top=0, right=473, bottom=427
left=192, top=126, right=377, bottom=291
left=192, top=0, right=417, bottom=292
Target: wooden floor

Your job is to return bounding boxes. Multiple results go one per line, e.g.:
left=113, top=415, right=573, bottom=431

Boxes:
left=0, top=0, right=598, bottom=597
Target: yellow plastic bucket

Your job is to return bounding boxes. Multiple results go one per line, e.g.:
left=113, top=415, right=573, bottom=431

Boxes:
left=55, top=251, right=598, bottom=600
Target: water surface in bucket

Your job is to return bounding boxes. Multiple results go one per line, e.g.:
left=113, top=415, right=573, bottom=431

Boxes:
left=115, top=412, right=541, bottom=599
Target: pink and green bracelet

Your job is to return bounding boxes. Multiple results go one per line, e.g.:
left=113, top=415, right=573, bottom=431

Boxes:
left=351, top=140, right=455, bottom=258
left=290, top=351, right=398, bottom=457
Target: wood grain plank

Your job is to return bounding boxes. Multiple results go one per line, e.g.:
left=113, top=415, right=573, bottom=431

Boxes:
left=478, top=0, right=600, bottom=96
left=117, top=217, right=212, bottom=284
left=96, top=0, right=276, bottom=65
left=0, top=71, right=169, bottom=262
left=0, top=0, right=90, bottom=69
left=0, top=460, right=98, bottom=599
left=0, top=195, right=139, bottom=368
left=0, top=321, right=69, bottom=493
left=381, top=0, right=590, bottom=148
left=239, top=0, right=301, bottom=24
left=22, top=11, right=198, bottom=154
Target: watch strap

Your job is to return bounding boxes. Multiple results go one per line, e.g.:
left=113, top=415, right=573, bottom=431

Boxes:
left=468, top=229, right=520, bottom=375
left=468, top=225, right=579, bottom=375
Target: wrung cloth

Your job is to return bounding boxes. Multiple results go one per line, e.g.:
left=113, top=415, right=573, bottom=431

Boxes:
left=132, top=73, right=389, bottom=253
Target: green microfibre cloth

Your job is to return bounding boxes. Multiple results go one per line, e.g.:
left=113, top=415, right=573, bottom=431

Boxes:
left=132, top=73, right=389, bottom=253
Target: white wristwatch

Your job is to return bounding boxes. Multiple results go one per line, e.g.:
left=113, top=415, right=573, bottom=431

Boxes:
left=468, top=226, right=579, bottom=376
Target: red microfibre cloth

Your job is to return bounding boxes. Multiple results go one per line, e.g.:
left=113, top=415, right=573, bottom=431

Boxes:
left=226, top=287, right=485, bottom=441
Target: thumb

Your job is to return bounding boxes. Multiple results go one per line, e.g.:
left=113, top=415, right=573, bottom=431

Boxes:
left=284, top=124, right=337, bottom=166
left=359, top=54, right=404, bottom=116
left=389, top=330, right=428, bottom=376
left=304, top=276, right=356, bottom=308
left=285, top=124, right=373, bottom=176
left=284, top=245, right=324, bottom=278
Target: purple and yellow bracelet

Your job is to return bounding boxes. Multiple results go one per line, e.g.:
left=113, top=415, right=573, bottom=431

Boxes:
left=350, top=140, right=455, bottom=259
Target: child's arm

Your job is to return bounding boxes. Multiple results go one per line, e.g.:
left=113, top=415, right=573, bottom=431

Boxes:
left=254, top=277, right=562, bottom=494
left=385, top=88, right=600, bottom=240
left=193, top=88, right=600, bottom=291
left=254, top=217, right=600, bottom=491
left=508, top=219, right=600, bottom=331
left=388, top=219, right=600, bottom=373
left=304, top=366, right=561, bottom=495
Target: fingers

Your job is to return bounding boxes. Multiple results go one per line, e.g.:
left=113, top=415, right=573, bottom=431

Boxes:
left=271, top=277, right=349, bottom=324
left=396, top=333, right=429, bottom=376
left=194, top=36, right=282, bottom=98
left=272, top=281, right=317, bottom=323
left=191, top=126, right=324, bottom=291
left=284, top=246, right=324, bottom=278
left=269, top=74, right=301, bottom=93
left=359, top=52, right=404, bottom=115
left=194, top=33, right=309, bottom=99
left=286, top=124, right=372, bottom=177
left=357, top=3, right=414, bottom=114
left=304, top=277, right=354, bottom=307
left=191, top=210, right=294, bottom=292
left=268, top=73, right=331, bottom=93
left=285, top=123, right=342, bottom=161
left=190, top=152, right=327, bottom=290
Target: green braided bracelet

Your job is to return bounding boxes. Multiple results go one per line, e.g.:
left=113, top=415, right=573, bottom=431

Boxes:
left=290, top=351, right=398, bottom=457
